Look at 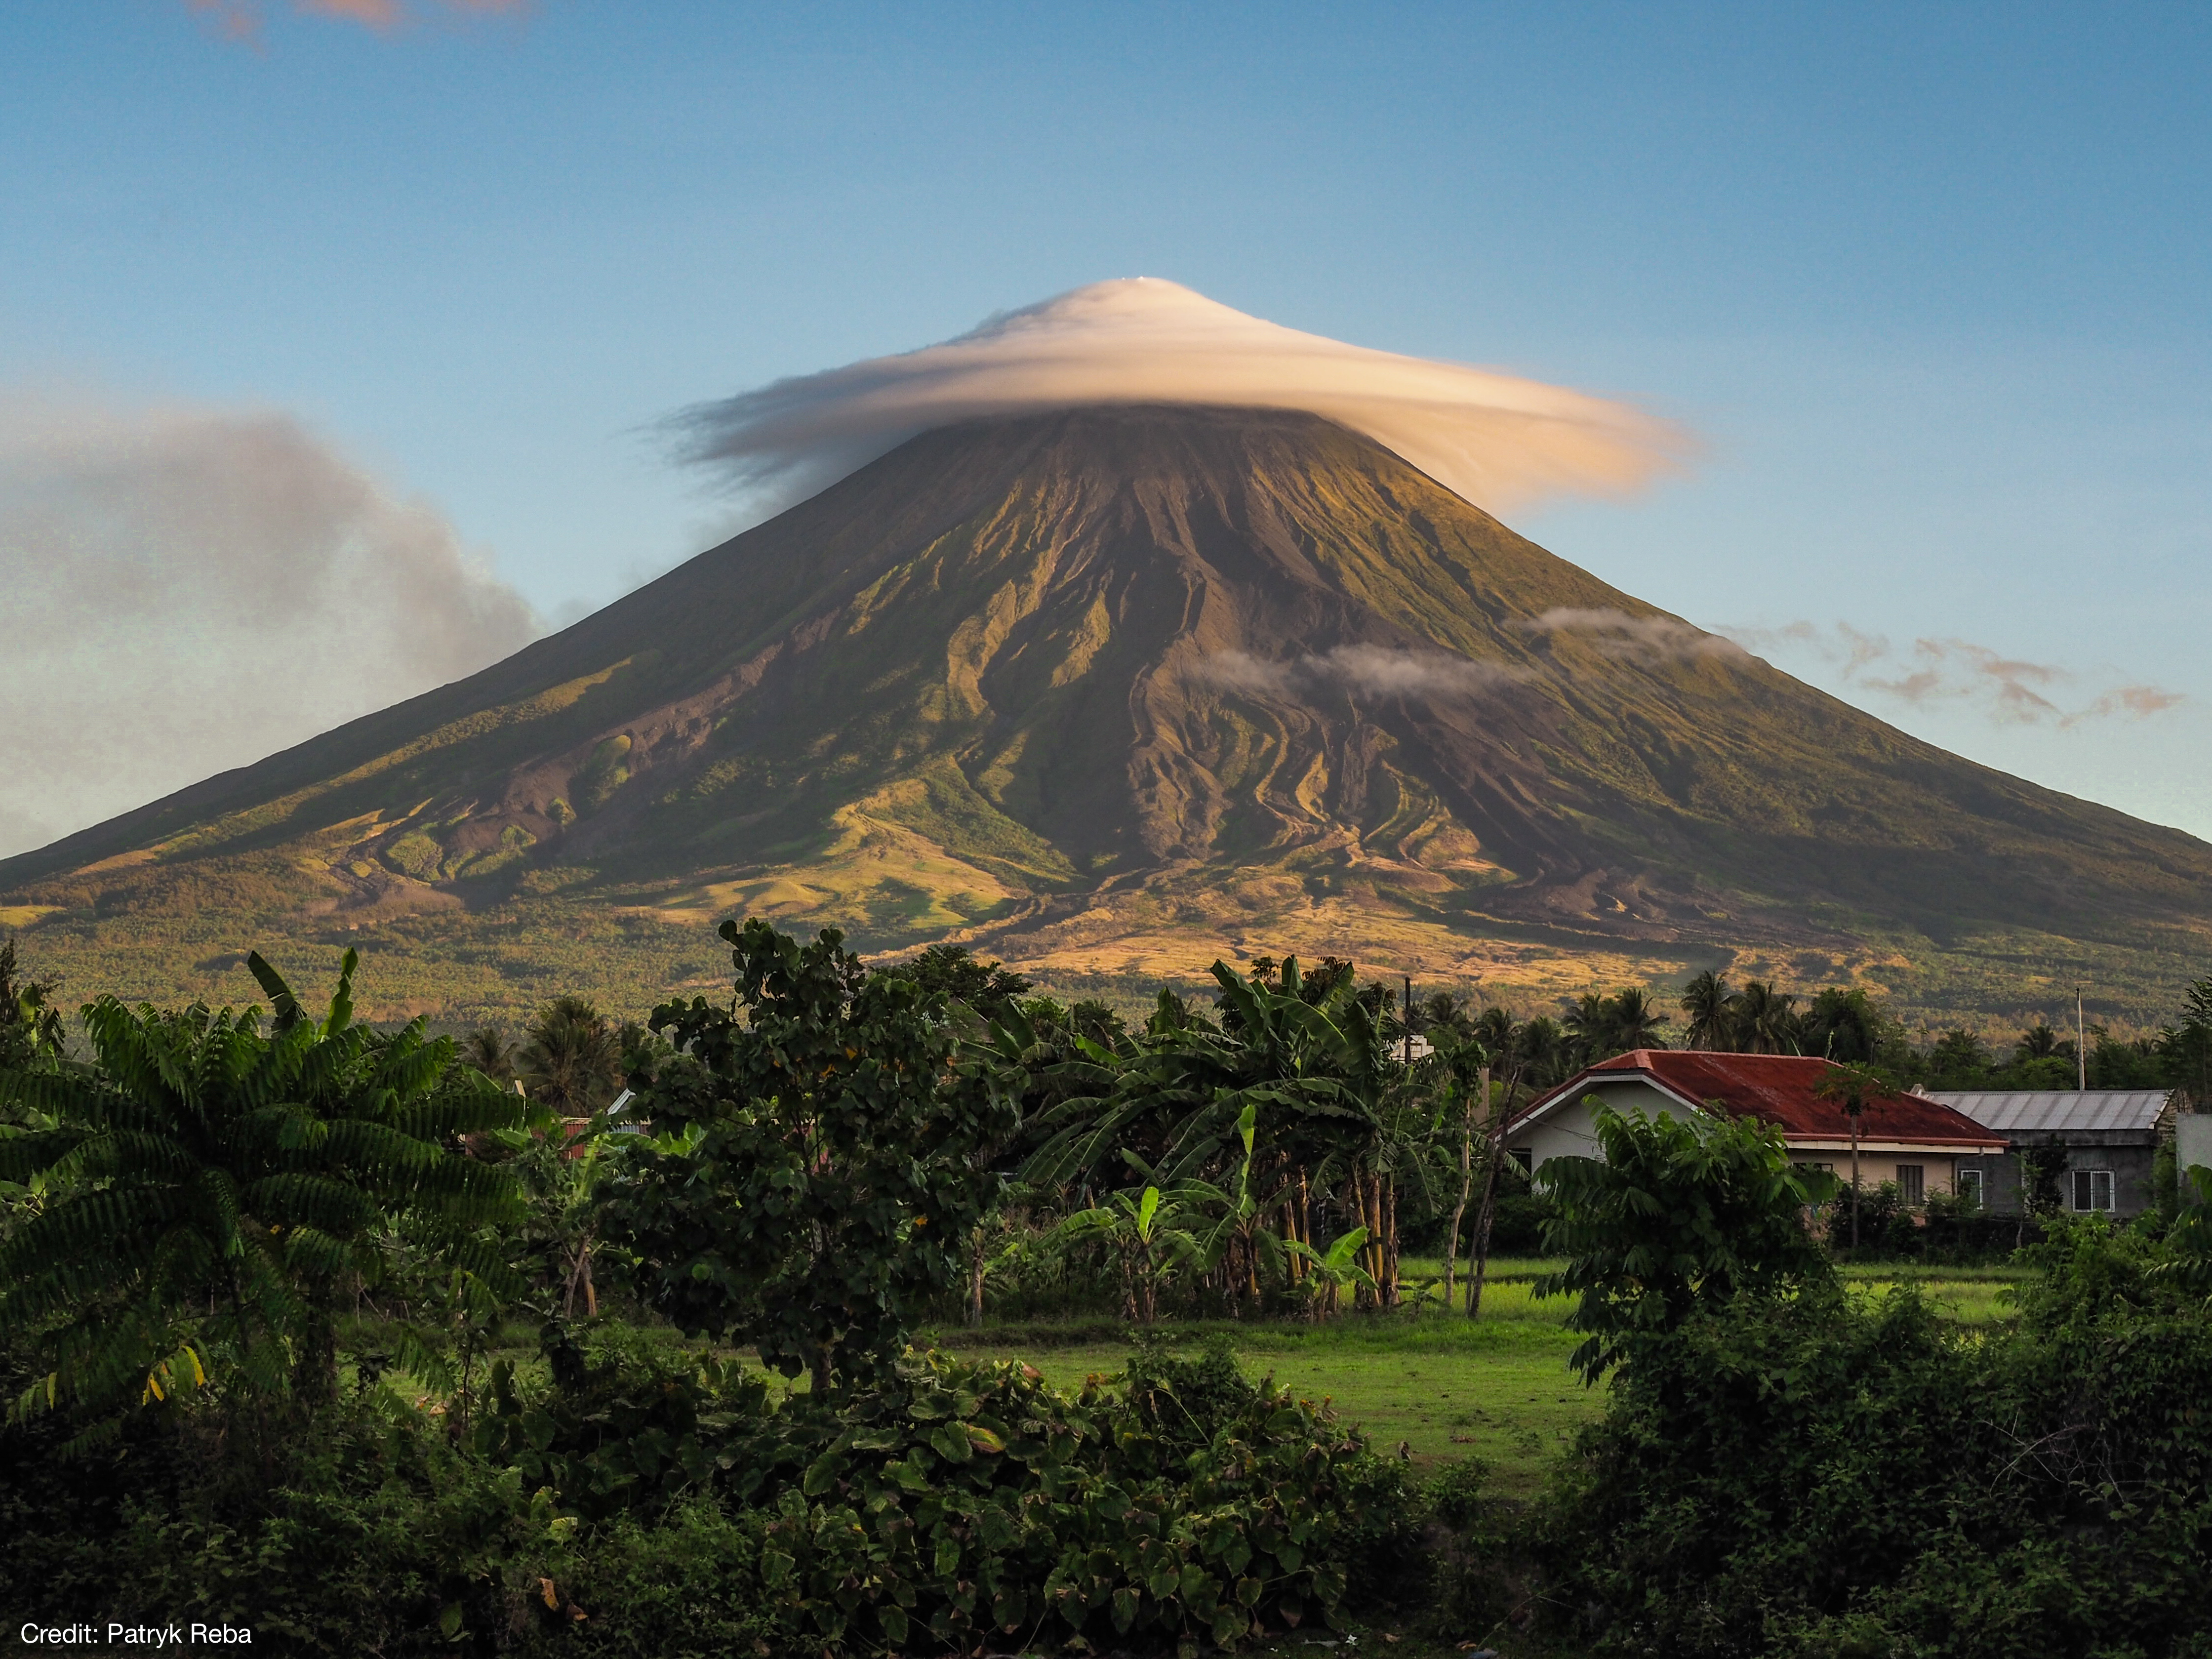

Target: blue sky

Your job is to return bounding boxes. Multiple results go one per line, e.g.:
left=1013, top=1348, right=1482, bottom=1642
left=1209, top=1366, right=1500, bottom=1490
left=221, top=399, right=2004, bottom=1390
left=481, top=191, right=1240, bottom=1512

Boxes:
left=4, top=1, right=2210, bottom=844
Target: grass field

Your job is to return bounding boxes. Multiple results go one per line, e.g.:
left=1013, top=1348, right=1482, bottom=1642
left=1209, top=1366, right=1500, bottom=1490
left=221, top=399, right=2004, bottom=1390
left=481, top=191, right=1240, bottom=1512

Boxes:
left=447, top=1257, right=2033, bottom=1502
left=931, top=1257, right=2033, bottom=1494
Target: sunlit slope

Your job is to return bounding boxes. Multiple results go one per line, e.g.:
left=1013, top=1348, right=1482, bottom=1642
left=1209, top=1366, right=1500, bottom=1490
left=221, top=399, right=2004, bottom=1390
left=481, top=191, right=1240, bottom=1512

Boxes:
left=6, top=405, right=2208, bottom=1023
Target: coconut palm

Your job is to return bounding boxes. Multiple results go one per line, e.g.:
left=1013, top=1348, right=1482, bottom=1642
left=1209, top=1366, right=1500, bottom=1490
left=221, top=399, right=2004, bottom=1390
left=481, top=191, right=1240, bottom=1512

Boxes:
left=1515, top=1015, right=1570, bottom=1090
left=462, top=1025, right=519, bottom=1085
left=517, top=996, right=624, bottom=1117
left=1802, top=986, right=1890, bottom=1065
left=1815, top=1060, right=1891, bottom=1248
left=1734, top=981, right=1803, bottom=1054
left=1602, top=987, right=1669, bottom=1054
left=1680, top=970, right=1740, bottom=1051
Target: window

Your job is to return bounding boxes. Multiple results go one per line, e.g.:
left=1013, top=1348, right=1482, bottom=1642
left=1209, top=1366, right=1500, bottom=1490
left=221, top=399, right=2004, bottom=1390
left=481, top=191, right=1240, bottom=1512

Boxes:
left=1896, top=1165, right=1925, bottom=1205
left=2071, top=1169, right=2114, bottom=1212
left=1957, top=1168, right=1985, bottom=1209
left=1509, top=1147, right=1533, bottom=1174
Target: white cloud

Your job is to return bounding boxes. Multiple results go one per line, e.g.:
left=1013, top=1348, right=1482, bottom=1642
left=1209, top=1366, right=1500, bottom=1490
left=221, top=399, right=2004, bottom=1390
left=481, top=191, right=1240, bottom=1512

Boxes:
left=1523, top=606, right=1746, bottom=662
left=1724, top=621, right=2184, bottom=728
left=0, top=395, right=540, bottom=858
left=670, top=279, right=1692, bottom=519
left=1197, top=645, right=1519, bottom=701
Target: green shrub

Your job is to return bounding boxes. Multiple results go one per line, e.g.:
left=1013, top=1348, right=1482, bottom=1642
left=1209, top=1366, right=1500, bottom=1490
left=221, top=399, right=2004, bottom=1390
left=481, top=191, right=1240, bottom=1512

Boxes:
left=470, top=1322, right=770, bottom=1521
left=539, top=1501, right=783, bottom=1659
left=3, top=1323, right=1415, bottom=1656
left=716, top=1347, right=1398, bottom=1651
left=1532, top=1217, right=2212, bottom=1658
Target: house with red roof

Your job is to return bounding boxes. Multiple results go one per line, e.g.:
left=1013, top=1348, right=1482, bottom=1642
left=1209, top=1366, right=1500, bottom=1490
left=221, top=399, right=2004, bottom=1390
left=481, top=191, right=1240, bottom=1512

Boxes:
left=1509, top=1050, right=2007, bottom=1204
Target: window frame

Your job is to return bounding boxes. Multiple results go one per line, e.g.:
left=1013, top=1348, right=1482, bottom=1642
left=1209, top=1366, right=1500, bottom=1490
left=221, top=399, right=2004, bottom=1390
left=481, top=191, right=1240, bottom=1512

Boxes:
left=2071, top=1167, right=2116, bottom=1213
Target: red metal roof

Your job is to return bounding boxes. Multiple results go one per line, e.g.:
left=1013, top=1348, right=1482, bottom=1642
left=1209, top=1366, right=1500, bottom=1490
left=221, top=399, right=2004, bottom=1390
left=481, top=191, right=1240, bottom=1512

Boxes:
left=1519, top=1049, right=2007, bottom=1148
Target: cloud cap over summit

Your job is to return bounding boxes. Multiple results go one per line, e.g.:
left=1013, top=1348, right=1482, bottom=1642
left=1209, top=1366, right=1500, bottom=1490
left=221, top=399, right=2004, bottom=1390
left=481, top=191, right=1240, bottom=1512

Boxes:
left=672, top=278, right=1692, bottom=516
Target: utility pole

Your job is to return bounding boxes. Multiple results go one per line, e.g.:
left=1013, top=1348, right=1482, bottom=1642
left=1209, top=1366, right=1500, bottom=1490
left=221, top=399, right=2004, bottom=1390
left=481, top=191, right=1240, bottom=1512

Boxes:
left=2075, top=986, right=2088, bottom=1092
left=1403, top=975, right=1413, bottom=1066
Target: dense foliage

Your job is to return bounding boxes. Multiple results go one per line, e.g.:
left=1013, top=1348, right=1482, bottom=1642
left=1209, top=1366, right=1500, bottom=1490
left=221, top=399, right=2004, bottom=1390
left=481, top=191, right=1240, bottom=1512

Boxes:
left=4, top=924, right=2211, bottom=1656
left=0, top=950, right=528, bottom=1441
left=1528, top=1128, right=2212, bottom=1658
left=1537, top=1104, right=1839, bottom=1379
left=602, top=920, right=1018, bottom=1389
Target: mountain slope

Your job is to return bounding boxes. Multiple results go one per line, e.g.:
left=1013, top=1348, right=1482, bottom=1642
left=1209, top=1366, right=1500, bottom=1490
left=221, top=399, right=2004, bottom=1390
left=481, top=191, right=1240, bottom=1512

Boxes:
left=7, top=405, right=2208, bottom=1025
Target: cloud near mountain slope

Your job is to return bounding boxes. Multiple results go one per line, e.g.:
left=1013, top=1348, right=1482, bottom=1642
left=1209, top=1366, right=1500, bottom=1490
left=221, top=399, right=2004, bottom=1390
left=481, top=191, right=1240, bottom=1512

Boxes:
left=0, top=394, right=539, bottom=856
left=671, top=278, right=1693, bottom=519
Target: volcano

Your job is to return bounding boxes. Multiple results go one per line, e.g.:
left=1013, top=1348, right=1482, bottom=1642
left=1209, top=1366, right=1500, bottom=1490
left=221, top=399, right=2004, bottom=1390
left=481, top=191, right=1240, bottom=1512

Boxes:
left=6, top=405, right=2209, bottom=1023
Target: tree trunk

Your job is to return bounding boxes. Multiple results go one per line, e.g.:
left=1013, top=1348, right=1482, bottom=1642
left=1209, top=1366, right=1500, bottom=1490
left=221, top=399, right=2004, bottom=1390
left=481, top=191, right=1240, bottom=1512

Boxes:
left=1467, top=1067, right=1502, bottom=1318
left=967, top=1225, right=987, bottom=1328
left=1850, top=1116, right=1862, bottom=1249
left=1363, top=1168, right=1380, bottom=1309
left=1441, top=1081, right=1478, bottom=1312
left=1382, top=1175, right=1399, bottom=1308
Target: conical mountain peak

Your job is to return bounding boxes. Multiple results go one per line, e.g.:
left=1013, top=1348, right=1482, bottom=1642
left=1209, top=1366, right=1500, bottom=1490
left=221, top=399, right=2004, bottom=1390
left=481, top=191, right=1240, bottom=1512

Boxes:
left=6, top=405, right=2208, bottom=1022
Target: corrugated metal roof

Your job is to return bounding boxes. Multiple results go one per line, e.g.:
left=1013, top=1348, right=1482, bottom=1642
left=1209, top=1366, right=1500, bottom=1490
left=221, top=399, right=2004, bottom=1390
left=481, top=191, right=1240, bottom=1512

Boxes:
left=1923, top=1090, right=2170, bottom=1134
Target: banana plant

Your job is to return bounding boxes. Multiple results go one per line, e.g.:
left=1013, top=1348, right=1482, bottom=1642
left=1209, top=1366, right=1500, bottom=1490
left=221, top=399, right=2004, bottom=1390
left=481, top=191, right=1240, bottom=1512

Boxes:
left=1285, top=1226, right=1375, bottom=1321
left=1187, top=1104, right=1297, bottom=1314
left=1049, top=1176, right=1207, bottom=1325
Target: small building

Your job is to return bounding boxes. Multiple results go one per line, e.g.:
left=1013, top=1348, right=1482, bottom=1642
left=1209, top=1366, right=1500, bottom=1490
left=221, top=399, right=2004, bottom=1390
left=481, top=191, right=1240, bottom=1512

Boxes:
left=1923, top=1090, right=2172, bottom=1218
left=1510, top=1050, right=2007, bottom=1200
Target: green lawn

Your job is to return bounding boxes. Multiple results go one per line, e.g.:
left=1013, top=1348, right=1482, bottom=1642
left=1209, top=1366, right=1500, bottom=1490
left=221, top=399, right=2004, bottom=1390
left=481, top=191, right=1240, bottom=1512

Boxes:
left=946, top=1317, right=1596, bottom=1495
left=436, top=1255, right=2027, bottom=1502
left=939, top=1256, right=2028, bottom=1494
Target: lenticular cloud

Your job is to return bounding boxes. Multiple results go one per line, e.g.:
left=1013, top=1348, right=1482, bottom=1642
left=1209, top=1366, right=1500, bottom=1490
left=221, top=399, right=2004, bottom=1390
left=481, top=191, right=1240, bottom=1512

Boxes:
left=672, top=279, right=1692, bottom=517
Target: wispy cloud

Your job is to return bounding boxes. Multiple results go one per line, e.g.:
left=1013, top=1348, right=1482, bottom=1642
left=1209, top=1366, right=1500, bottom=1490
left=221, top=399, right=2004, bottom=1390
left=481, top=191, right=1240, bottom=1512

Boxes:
left=1523, top=606, right=1746, bottom=663
left=1197, top=645, right=1519, bottom=702
left=187, top=0, right=525, bottom=42
left=0, top=394, right=540, bottom=858
left=669, top=279, right=1694, bottom=522
left=1726, top=622, right=2183, bottom=728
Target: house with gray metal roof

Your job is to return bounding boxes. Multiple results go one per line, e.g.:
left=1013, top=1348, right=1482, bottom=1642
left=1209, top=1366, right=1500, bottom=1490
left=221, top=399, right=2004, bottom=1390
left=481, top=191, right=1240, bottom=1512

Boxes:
left=1922, top=1090, right=2173, bottom=1218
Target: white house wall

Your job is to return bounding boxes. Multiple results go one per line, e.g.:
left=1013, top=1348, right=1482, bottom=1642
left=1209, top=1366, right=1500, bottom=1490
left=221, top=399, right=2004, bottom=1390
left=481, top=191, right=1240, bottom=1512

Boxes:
left=1511, top=1079, right=1701, bottom=1170
left=1512, top=1078, right=1963, bottom=1196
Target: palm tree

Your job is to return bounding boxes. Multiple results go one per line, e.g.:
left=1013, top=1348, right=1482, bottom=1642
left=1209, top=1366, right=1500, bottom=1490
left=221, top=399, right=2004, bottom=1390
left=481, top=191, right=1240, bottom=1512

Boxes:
left=1680, top=971, right=1740, bottom=1051
left=2158, top=977, right=2212, bottom=1106
left=1602, top=987, right=1669, bottom=1054
left=1563, top=991, right=1609, bottom=1067
left=1735, top=981, right=1802, bottom=1054
left=0, top=950, right=526, bottom=1440
left=1815, top=1060, right=1890, bottom=1248
left=1802, top=986, right=1889, bottom=1064
left=1515, top=1015, right=1570, bottom=1090
left=518, top=996, right=624, bottom=1118
left=462, top=1025, right=519, bottom=1084
left=2016, top=1022, right=2062, bottom=1061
